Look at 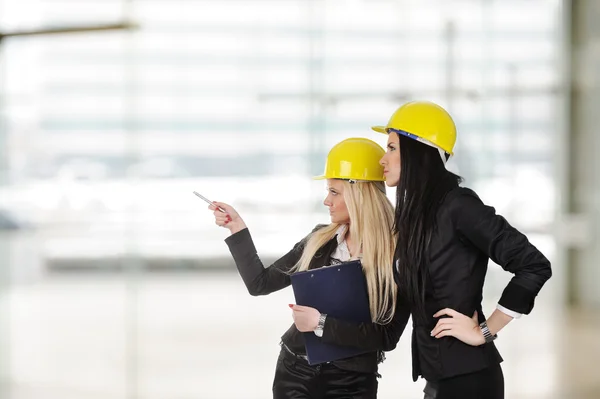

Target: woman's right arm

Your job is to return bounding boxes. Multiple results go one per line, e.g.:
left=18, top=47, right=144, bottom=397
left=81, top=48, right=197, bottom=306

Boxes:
left=225, top=228, right=308, bottom=296
left=211, top=201, right=316, bottom=296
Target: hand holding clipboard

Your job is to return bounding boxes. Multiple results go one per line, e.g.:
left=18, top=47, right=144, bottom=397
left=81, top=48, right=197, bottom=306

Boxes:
left=290, top=260, right=372, bottom=365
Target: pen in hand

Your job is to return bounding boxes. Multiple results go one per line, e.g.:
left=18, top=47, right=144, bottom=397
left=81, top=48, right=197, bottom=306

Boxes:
left=193, top=191, right=226, bottom=212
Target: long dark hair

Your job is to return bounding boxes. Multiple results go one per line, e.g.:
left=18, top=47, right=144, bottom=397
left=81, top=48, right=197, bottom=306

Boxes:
left=393, top=134, right=462, bottom=324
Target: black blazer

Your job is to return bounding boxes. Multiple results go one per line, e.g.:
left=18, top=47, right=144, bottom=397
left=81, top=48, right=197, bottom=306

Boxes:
left=225, top=226, right=410, bottom=374
left=400, top=186, right=552, bottom=382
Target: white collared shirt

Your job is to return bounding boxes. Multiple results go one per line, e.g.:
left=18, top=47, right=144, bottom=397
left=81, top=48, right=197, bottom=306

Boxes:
left=329, top=224, right=361, bottom=264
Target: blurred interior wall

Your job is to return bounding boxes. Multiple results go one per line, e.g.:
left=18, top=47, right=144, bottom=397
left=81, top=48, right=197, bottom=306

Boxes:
left=0, top=38, right=10, bottom=397
left=0, top=235, right=9, bottom=399
left=567, top=0, right=600, bottom=308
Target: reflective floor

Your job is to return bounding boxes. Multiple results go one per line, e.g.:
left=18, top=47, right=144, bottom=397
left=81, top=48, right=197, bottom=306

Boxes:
left=1, top=273, right=599, bottom=399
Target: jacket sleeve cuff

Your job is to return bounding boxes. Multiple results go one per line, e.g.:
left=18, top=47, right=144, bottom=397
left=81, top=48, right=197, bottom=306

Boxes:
left=498, top=281, right=537, bottom=315
left=321, top=316, right=355, bottom=346
left=496, top=304, right=522, bottom=319
left=224, top=228, right=256, bottom=257
left=321, top=316, right=340, bottom=343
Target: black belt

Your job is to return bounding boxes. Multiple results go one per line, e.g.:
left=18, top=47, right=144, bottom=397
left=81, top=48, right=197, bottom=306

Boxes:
left=280, top=342, right=334, bottom=365
left=280, top=342, right=310, bottom=362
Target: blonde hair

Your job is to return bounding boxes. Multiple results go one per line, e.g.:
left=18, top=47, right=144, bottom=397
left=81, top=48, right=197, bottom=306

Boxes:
left=293, top=181, right=397, bottom=324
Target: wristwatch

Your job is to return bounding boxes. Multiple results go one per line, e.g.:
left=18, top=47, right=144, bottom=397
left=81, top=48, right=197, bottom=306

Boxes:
left=479, top=321, right=497, bottom=344
left=314, top=313, right=327, bottom=337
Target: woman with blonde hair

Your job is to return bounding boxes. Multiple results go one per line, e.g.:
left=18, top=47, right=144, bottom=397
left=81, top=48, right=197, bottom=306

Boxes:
left=208, top=137, right=410, bottom=398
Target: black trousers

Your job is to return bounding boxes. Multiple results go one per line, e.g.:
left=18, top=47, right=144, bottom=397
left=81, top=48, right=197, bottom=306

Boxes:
left=272, top=348, right=378, bottom=399
left=423, top=364, right=504, bottom=399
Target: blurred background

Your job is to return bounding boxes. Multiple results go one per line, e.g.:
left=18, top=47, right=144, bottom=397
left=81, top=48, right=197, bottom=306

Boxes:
left=0, top=0, right=598, bottom=398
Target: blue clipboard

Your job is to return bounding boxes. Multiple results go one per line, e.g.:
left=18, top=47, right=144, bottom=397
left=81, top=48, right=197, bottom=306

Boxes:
left=290, top=260, right=372, bottom=365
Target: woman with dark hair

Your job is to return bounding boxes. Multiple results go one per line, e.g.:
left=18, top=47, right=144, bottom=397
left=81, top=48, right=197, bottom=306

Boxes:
left=374, top=101, right=552, bottom=399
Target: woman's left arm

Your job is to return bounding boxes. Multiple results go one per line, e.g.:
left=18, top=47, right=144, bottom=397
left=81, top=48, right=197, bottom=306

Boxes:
left=431, top=188, right=552, bottom=345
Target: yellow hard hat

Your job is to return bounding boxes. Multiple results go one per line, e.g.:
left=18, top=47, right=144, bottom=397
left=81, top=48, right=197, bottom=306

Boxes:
left=313, top=137, right=385, bottom=182
left=372, top=101, right=457, bottom=155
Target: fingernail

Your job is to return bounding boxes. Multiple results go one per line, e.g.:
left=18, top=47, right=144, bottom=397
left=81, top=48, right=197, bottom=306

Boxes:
left=288, top=304, right=294, bottom=308
left=224, top=220, right=229, bottom=224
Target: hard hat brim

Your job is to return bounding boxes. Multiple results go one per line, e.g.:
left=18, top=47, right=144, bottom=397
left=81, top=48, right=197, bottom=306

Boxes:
left=312, top=175, right=386, bottom=182
left=371, top=125, right=387, bottom=134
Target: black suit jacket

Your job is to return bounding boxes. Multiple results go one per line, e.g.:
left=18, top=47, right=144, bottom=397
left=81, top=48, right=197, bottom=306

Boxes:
left=225, top=225, right=410, bottom=374
left=401, top=186, right=552, bottom=382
